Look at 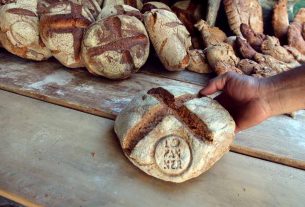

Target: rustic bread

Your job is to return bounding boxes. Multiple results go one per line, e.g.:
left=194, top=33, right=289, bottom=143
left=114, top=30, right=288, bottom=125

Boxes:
left=187, top=49, right=211, bottom=74
left=97, top=4, right=143, bottom=20
left=223, top=0, right=263, bottom=36
left=114, top=86, right=235, bottom=183
left=272, top=0, right=289, bottom=43
left=141, top=1, right=171, bottom=13
left=171, top=0, right=203, bottom=35
left=38, top=0, right=101, bottom=19
left=0, top=3, right=51, bottom=61
left=0, top=0, right=37, bottom=6
left=102, top=0, right=143, bottom=10
left=144, top=9, right=191, bottom=71
left=81, top=15, right=150, bottom=79
left=39, top=1, right=94, bottom=68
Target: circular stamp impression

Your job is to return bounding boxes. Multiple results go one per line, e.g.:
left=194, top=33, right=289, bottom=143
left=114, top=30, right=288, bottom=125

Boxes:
left=154, top=135, right=191, bottom=175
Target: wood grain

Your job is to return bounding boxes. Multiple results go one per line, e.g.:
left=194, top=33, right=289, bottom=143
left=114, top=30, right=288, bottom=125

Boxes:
left=1, top=90, right=305, bottom=207
left=0, top=49, right=305, bottom=170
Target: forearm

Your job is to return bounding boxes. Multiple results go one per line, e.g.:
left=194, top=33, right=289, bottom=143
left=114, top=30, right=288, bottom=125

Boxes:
left=262, top=66, right=305, bottom=116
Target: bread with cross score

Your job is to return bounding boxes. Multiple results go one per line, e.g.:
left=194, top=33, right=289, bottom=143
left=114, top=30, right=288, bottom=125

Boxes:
left=0, top=3, right=51, bottom=61
left=114, top=86, right=235, bottom=183
left=81, top=15, right=150, bottom=79
left=39, top=1, right=95, bottom=68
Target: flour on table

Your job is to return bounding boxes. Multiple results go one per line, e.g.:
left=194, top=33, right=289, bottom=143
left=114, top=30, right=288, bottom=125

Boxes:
left=28, top=70, right=74, bottom=90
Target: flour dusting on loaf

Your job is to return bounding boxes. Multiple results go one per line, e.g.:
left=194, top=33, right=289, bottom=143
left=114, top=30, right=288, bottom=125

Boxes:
left=114, top=86, right=235, bottom=183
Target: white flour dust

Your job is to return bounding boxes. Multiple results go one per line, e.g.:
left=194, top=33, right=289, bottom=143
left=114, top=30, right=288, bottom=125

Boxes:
left=28, top=70, right=74, bottom=90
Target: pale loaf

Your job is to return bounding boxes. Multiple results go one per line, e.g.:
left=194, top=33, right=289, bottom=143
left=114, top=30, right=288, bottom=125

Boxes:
left=102, top=0, right=143, bottom=10
left=0, top=3, right=51, bottom=61
left=81, top=15, right=150, bottom=79
left=144, top=9, right=191, bottom=71
left=97, top=4, right=143, bottom=20
left=114, top=86, right=235, bottom=183
left=39, top=1, right=95, bottom=68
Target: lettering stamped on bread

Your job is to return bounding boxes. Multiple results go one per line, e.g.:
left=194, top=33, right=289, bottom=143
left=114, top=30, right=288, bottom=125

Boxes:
left=115, top=86, right=235, bottom=183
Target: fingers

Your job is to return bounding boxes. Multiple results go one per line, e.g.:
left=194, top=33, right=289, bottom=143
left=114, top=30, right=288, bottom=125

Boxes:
left=199, top=72, right=232, bottom=96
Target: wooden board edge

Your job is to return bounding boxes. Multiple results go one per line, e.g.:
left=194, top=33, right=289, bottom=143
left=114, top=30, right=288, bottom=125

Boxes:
left=0, top=189, right=43, bottom=207
left=0, top=84, right=116, bottom=120
left=231, top=144, right=305, bottom=170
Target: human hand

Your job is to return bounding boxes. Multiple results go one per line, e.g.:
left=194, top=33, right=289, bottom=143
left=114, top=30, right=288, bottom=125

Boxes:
left=199, top=72, right=272, bottom=133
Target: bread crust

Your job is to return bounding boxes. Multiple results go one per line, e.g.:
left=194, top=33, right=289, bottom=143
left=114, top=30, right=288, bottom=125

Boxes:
left=81, top=15, right=150, bottom=79
left=144, top=9, right=191, bottom=71
left=272, top=0, right=289, bottom=43
left=97, top=4, right=143, bottom=20
left=114, top=86, right=235, bottom=183
left=0, top=3, right=51, bottom=61
left=39, top=1, right=94, bottom=68
left=223, top=0, right=263, bottom=35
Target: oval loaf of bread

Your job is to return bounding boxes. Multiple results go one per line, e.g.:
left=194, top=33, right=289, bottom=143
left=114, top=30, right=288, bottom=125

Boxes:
left=114, top=86, right=235, bottom=183
left=144, top=9, right=191, bottom=71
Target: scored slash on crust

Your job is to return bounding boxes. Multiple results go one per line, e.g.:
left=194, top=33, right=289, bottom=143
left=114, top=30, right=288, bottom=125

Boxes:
left=86, top=16, right=149, bottom=64
left=6, top=8, right=37, bottom=17
left=123, top=87, right=213, bottom=155
left=40, top=2, right=93, bottom=60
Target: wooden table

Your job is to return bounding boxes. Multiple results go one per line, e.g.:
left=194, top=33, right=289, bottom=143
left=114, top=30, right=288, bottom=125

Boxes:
left=0, top=49, right=305, bottom=206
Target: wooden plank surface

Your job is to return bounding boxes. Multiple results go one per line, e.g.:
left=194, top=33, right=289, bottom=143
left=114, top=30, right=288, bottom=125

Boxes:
left=1, top=90, right=305, bottom=207
left=0, top=50, right=305, bottom=170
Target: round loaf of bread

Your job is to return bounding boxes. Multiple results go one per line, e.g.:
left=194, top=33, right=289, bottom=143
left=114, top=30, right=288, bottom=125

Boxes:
left=114, top=86, right=235, bottom=183
left=81, top=15, right=150, bottom=79
left=38, top=0, right=101, bottom=19
left=144, top=9, right=191, bottom=71
left=97, top=4, right=143, bottom=20
left=0, top=3, right=51, bottom=61
left=39, top=1, right=95, bottom=68
left=102, top=0, right=143, bottom=10
left=1, top=0, right=37, bottom=6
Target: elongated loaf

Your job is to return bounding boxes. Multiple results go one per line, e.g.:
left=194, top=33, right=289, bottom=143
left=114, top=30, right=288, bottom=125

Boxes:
left=144, top=9, right=191, bottom=71
left=114, top=86, right=235, bottom=183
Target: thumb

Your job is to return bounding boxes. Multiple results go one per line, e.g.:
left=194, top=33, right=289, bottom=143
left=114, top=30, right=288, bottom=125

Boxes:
left=199, top=73, right=229, bottom=96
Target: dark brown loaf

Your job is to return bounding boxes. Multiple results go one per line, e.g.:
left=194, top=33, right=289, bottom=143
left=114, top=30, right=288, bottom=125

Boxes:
left=171, top=0, right=203, bottom=35
left=39, top=1, right=94, bottom=68
left=81, top=15, right=150, bottom=79
left=141, top=1, right=171, bottom=13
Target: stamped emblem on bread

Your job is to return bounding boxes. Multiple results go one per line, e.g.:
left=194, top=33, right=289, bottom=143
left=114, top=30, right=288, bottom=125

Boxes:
left=114, top=86, right=235, bottom=183
left=155, top=135, right=191, bottom=175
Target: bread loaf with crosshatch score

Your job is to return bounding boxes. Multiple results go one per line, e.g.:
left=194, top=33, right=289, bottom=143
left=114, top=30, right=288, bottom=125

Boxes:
left=0, top=3, right=51, bottom=61
left=81, top=15, right=150, bottom=79
left=114, top=86, right=235, bottom=183
left=39, top=1, right=95, bottom=68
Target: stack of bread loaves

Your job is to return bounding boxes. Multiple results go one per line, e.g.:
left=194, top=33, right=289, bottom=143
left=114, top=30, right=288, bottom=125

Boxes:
left=0, top=0, right=214, bottom=79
